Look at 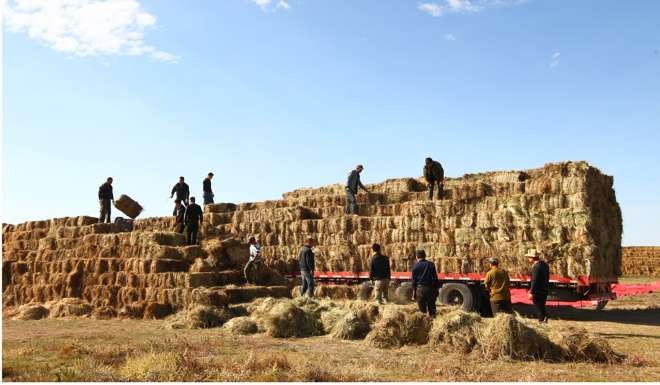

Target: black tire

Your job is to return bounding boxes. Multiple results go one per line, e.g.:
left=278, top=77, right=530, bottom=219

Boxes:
left=438, top=283, right=474, bottom=311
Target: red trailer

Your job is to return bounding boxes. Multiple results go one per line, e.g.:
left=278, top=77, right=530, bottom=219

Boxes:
left=308, top=270, right=617, bottom=313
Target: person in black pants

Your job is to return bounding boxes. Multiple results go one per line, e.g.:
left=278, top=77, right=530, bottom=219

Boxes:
left=411, top=249, right=439, bottom=318
left=184, top=197, right=203, bottom=245
left=173, top=199, right=186, bottom=234
left=527, top=250, right=550, bottom=323
left=299, top=238, right=316, bottom=297
left=98, top=177, right=114, bottom=223
left=423, top=157, right=445, bottom=200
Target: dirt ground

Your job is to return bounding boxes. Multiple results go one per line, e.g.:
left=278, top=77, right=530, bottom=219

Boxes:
left=2, top=288, right=659, bottom=381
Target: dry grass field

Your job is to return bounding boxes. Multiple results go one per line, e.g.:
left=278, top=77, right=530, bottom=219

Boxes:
left=3, top=288, right=659, bottom=382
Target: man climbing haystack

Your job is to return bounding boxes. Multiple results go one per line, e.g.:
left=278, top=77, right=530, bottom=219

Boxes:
left=345, top=164, right=370, bottom=215
left=244, top=236, right=262, bottom=284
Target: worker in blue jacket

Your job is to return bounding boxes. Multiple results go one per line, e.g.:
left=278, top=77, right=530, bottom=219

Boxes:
left=527, top=250, right=550, bottom=323
left=412, top=249, right=439, bottom=318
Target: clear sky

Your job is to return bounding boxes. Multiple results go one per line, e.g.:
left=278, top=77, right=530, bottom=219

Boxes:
left=2, top=0, right=659, bottom=245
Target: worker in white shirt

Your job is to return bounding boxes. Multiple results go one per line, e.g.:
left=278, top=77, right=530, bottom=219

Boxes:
left=244, top=236, right=262, bottom=284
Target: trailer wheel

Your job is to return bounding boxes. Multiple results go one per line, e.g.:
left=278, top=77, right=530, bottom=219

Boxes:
left=595, top=300, right=608, bottom=311
left=439, top=283, right=474, bottom=311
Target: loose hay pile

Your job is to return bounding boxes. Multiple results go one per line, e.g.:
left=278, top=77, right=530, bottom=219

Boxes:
left=165, top=305, right=233, bottom=329
left=330, top=310, right=371, bottom=340
left=479, top=314, right=562, bottom=361
left=259, top=301, right=324, bottom=338
left=48, top=298, right=93, bottom=318
left=224, top=316, right=259, bottom=335
left=429, top=309, right=483, bottom=353
left=426, top=310, right=620, bottom=363
left=12, top=303, right=49, bottom=320
left=364, top=306, right=431, bottom=348
left=549, top=326, right=622, bottom=363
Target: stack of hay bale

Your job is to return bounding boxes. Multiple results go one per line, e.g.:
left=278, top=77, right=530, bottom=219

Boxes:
left=1, top=161, right=623, bottom=319
left=621, top=247, right=660, bottom=276
left=2, top=216, right=289, bottom=319
left=216, top=161, right=622, bottom=280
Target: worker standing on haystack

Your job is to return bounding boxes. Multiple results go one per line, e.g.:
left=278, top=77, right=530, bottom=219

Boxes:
left=171, top=176, right=190, bottom=207
left=345, top=164, right=370, bottom=215
left=369, top=243, right=391, bottom=304
left=98, top=177, right=114, bottom=223
left=184, top=197, right=203, bottom=245
left=299, top=237, right=316, bottom=297
left=411, top=250, right=439, bottom=318
left=173, top=199, right=186, bottom=234
left=484, top=257, right=513, bottom=315
left=423, top=157, right=444, bottom=200
left=244, top=236, right=262, bottom=284
left=528, top=250, right=550, bottom=323
left=203, top=172, right=214, bottom=205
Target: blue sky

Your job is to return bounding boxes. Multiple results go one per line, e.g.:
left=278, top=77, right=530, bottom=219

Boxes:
left=2, top=0, right=659, bottom=245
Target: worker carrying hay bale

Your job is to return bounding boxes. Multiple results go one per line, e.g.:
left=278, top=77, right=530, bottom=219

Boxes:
left=114, top=194, right=143, bottom=219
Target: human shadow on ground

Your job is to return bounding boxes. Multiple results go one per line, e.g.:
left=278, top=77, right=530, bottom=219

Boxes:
left=512, top=303, right=660, bottom=327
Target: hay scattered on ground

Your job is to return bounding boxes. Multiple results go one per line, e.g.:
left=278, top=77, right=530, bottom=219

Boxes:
left=13, top=304, right=49, bottom=320
left=548, top=325, right=623, bottom=363
left=429, top=310, right=621, bottom=363
left=429, top=309, right=483, bottom=353
left=224, top=316, right=259, bottom=335
left=259, top=301, right=324, bottom=338
left=320, top=308, right=349, bottom=333
left=119, top=352, right=180, bottom=381
left=479, top=313, right=562, bottom=361
left=91, top=306, right=117, bottom=320
left=363, top=307, right=431, bottom=349
left=330, top=310, right=371, bottom=340
left=48, top=298, right=93, bottom=318
left=165, top=305, right=233, bottom=329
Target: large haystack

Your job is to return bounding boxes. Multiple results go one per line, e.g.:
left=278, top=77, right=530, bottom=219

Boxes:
left=2, top=161, right=622, bottom=318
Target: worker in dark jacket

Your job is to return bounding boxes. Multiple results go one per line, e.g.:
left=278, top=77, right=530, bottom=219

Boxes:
left=411, top=249, right=439, bottom=318
left=484, top=257, right=513, bottom=314
left=98, top=177, right=114, bottom=223
left=184, top=197, right=203, bottom=245
left=203, top=172, right=214, bottom=205
left=423, top=157, right=444, bottom=200
left=345, top=164, right=370, bottom=215
left=171, top=176, right=190, bottom=206
left=527, top=250, right=550, bottom=323
left=369, top=243, right=391, bottom=304
left=298, top=237, right=316, bottom=297
left=173, top=199, right=186, bottom=234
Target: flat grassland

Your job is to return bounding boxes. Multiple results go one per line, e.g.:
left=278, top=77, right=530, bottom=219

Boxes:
left=3, top=292, right=659, bottom=382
